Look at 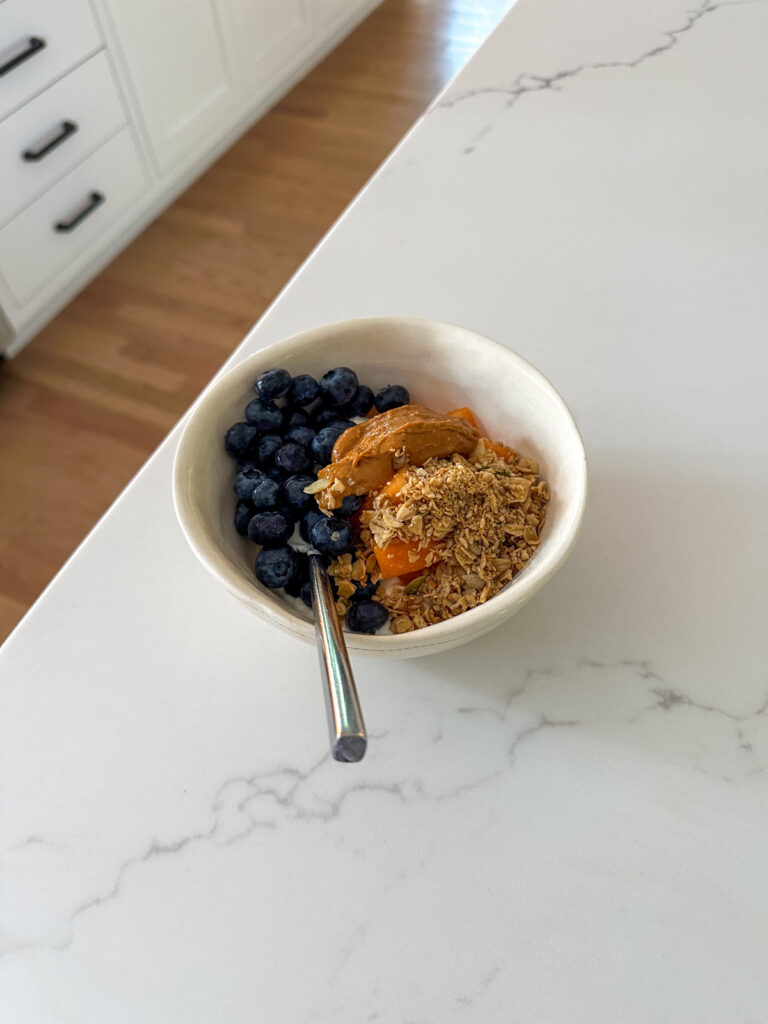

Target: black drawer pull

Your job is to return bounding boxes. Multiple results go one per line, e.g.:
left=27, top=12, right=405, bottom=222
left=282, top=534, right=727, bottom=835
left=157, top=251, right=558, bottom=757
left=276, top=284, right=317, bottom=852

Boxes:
left=54, top=191, right=105, bottom=233
left=23, top=120, right=78, bottom=162
left=0, top=36, right=46, bottom=77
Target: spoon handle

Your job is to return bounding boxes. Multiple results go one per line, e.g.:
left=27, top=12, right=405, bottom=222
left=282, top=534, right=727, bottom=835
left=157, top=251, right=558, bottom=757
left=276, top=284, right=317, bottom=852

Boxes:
left=308, top=554, right=367, bottom=762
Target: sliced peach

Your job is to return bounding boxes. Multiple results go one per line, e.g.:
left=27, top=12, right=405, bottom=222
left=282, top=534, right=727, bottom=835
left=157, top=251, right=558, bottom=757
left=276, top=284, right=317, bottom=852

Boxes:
left=448, top=406, right=479, bottom=429
left=379, top=467, right=410, bottom=502
left=482, top=438, right=515, bottom=462
left=373, top=539, right=438, bottom=579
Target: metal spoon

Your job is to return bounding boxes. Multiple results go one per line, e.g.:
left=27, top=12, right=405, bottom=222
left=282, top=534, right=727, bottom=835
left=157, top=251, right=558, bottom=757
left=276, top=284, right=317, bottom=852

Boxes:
left=294, top=543, right=367, bottom=762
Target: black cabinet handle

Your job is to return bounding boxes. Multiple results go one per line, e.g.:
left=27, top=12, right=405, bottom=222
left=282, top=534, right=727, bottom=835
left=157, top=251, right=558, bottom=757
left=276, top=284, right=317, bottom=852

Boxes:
left=54, top=191, right=105, bottom=233
left=0, top=36, right=46, bottom=77
left=23, top=120, right=78, bottom=162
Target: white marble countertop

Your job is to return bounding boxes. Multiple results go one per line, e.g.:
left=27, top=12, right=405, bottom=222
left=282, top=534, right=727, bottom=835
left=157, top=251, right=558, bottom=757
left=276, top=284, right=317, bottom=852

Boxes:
left=2, top=0, right=767, bottom=1019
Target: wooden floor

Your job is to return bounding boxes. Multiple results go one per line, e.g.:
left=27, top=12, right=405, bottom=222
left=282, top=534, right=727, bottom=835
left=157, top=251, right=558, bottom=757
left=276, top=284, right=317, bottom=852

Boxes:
left=0, top=0, right=509, bottom=643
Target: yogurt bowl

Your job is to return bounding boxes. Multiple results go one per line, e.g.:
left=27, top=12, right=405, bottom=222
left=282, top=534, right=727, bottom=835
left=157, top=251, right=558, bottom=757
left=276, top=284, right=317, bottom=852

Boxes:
left=172, top=317, right=587, bottom=658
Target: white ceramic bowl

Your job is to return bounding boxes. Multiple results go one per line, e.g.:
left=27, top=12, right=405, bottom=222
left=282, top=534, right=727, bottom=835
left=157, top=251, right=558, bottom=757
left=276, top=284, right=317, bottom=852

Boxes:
left=172, top=317, right=587, bottom=658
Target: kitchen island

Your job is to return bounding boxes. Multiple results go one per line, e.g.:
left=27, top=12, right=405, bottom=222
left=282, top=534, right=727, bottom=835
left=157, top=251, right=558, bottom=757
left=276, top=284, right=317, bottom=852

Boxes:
left=1, top=0, right=767, bottom=1020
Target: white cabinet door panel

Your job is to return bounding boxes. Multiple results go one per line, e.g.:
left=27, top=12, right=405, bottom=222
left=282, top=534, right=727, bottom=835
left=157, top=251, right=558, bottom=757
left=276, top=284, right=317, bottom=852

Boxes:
left=223, top=0, right=308, bottom=91
left=101, top=0, right=237, bottom=171
left=310, top=0, right=358, bottom=32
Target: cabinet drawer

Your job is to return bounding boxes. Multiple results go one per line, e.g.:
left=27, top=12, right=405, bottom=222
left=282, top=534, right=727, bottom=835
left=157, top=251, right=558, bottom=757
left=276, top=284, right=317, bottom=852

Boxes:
left=0, top=128, right=147, bottom=305
left=0, top=53, right=127, bottom=224
left=0, top=0, right=102, bottom=120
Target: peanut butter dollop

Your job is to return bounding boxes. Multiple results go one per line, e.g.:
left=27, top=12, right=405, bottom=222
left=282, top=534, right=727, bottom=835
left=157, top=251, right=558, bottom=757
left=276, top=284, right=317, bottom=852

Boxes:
left=316, top=404, right=479, bottom=510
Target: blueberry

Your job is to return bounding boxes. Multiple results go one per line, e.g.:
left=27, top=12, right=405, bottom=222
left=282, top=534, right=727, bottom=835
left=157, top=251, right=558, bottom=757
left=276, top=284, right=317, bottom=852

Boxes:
left=349, top=579, right=379, bottom=603
left=283, top=474, right=316, bottom=512
left=285, top=425, right=316, bottom=449
left=341, top=385, right=374, bottom=418
left=245, top=398, right=284, bottom=433
left=328, top=419, right=354, bottom=435
left=225, top=422, right=259, bottom=459
left=288, top=374, right=320, bottom=407
left=255, top=546, right=298, bottom=589
left=265, top=466, right=285, bottom=483
left=346, top=600, right=388, bottom=634
left=311, top=426, right=344, bottom=466
left=256, top=434, right=283, bottom=468
left=300, top=508, right=326, bottom=543
left=286, top=409, right=311, bottom=429
left=336, top=493, right=364, bottom=517
left=251, top=477, right=281, bottom=511
left=247, top=510, right=294, bottom=548
left=254, top=368, right=291, bottom=400
left=374, top=385, right=410, bottom=413
left=313, top=407, right=341, bottom=430
left=300, top=579, right=313, bottom=607
left=275, top=500, right=301, bottom=523
left=320, top=367, right=358, bottom=406
left=234, top=500, right=254, bottom=536
left=275, top=441, right=312, bottom=475
left=284, top=554, right=309, bottom=598
left=233, top=465, right=264, bottom=500
left=309, top=515, right=354, bottom=557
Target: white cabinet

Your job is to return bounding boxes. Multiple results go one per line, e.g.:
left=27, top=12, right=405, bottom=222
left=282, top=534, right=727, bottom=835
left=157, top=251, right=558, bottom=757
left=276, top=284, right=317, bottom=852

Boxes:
left=101, top=0, right=238, bottom=172
left=310, top=0, right=359, bottom=32
left=223, top=0, right=308, bottom=91
left=105, top=0, right=314, bottom=170
left=0, top=0, right=381, bottom=356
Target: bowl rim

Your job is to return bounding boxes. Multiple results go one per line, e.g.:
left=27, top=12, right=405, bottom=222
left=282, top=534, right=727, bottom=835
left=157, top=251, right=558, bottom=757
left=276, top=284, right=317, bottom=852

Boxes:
left=172, top=315, right=588, bottom=653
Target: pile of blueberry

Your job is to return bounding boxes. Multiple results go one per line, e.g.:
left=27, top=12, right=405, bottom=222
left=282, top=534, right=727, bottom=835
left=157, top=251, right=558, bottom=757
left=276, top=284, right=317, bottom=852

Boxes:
left=224, top=365, right=410, bottom=634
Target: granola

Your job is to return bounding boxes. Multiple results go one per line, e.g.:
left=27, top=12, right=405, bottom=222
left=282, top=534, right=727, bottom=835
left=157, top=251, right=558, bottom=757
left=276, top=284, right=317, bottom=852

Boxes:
left=328, top=439, right=549, bottom=629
